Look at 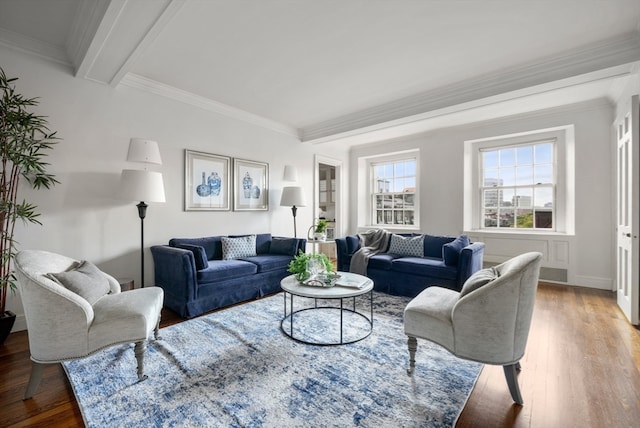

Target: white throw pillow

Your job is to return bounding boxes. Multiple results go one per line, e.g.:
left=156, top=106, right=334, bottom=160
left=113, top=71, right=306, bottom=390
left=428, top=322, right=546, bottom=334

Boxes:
left=222, top=235, right=257, bottom=260
left=459, top=267, right=498, bottom=297
left=388, top=234, right=424, bottom=257
left=47, top=260, right=111, bottom=305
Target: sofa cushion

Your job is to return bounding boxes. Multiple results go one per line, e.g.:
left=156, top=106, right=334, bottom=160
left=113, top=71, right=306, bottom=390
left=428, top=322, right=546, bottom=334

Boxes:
left=46, top=260, right=111, bottom=305
left=242, top=254, right=292, bottom=273
left=423, top=235, right=456, bottom=258
left=442, top=235, right=470, bottom=266
left=222, top=235, right=257, bottom=260
left=197, top=259, right=258, bottom=283
left=170, top=236, right=223, bottom=260
left=391, top=257, right=457, bottom=281
left=367, top=253, right=397, bottom=270
left=460, top=267, right=498, bottom=297
left=388, top=234, right=424, bottom=257
left=174, top=244, right=208, bottom=270
left=269, top=238, right=298, bottom=256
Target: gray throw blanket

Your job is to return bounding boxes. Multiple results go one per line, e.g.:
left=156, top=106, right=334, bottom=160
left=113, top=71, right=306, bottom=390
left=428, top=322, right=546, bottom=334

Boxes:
left=349, top=229, right=391, bottom=275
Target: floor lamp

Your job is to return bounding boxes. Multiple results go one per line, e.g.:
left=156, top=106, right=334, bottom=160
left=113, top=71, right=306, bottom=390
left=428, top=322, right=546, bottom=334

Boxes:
left=120, top=139, right=165, bottom=288
left=280, top=186, right=306, bottom=237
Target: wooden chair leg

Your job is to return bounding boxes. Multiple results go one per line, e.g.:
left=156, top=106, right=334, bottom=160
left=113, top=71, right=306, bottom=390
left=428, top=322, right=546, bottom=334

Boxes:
left=407, top=336, right=417, bottom=375
left=134, top=341, right=148, bottom=381
left=503, top=363, right=524, bottom=405
left=23, top=361, right=46, bottom=399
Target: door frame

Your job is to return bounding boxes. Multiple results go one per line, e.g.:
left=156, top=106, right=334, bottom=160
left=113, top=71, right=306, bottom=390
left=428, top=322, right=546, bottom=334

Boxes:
left=314, top=155, right=344, bottom=239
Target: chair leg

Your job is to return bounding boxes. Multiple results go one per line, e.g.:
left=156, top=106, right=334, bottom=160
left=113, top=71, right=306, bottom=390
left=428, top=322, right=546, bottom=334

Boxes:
left=503, top=363, right=524, bottom=405
left=154, top=314, right=162, bottom=341
left=134, top=341, right=148, bottom=382
left=407, top=336, right=417, bottom=375
left=23, top=361, right=46, bottom=400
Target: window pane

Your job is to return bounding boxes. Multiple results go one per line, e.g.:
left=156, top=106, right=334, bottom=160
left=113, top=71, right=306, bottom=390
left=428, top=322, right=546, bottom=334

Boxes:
left=535, top=209, right=553, bottom=228
left=405, top=160, right=416, bottom=175
left=483, top=168, right=500, bottom=186
left=535, top=143, right=553, bottom=164
left=514, top=188, right=532, bottom=208
left=499, top=209, right=514, bottom=227
left=500, top=188, right=515, bottom=207
left=483, top=189, right=499, bottom=207
left=516, top=209, right=534, bottom=228
left=516, top=146, right=533, bottom=165
left=395, top=162, right=404, bottom=177
left=516, top=165, right=533, bottom=185
left=392, top=178, right=405, bottom=192
left=500, top=148, right=516, bottom=167
left=534, top=187, right=553, bottom=208
left=375, top=195, right=383, bottom=209
left=484, top=208, right=497, bottom=227
left=404, top=177, right=416, bottom=191
left=483, top=150, right=499, bottom=168
left=534, top=164, right=552, bottom=184
left=499, top=167, right=515, bottom=186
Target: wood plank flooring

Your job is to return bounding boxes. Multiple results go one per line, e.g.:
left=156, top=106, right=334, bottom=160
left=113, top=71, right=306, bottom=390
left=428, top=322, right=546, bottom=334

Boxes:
left=1, top=282, right=639, bottom=427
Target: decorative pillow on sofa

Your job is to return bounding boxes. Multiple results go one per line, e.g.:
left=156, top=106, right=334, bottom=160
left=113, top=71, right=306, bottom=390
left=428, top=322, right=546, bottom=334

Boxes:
left=269, top=238, right=298, bottom=256
left=459, top=267, right=498, bottom=297
left=442, top=235, right=470, bottom=266
left=222, top=235, right=257, bottom=260
left=388, top=234, right=424, bottom=257
left=46, top=260, right=111, bottom=305
left=175, top=244, right=208, bottom=270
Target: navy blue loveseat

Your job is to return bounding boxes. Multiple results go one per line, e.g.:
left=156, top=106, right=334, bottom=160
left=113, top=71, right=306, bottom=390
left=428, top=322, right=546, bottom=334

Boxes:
left=151, top=233, right=305, bottom=318
left=336, top=233, right=484, bottom=297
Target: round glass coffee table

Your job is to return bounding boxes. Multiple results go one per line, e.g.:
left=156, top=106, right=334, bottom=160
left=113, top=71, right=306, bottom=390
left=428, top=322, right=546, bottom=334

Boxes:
left=280, top=272, right=374, bottom=346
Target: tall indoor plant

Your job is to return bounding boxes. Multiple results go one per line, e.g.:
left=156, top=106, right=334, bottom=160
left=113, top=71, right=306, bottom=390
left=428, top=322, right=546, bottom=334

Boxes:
left=0, top=67, right=58, bottom=344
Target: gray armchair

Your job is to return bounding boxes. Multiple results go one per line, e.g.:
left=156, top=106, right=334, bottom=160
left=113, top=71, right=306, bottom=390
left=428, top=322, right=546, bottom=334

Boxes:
left=404, top=252, right=542, bottom=404
left=14, top=250, right=164, bottom=399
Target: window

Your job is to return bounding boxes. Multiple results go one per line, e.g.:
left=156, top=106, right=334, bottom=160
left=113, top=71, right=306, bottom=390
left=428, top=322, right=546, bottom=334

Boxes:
left=481, top=141, right=554, bottom=230
left=371, top=157, right=416, bottom=226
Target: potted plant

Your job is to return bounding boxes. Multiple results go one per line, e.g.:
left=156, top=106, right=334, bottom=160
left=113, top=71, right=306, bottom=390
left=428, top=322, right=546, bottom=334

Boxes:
left=0, top=67, right=58, bottom=345
left=287, top=251, right=334, bottom=282
left=313, top=219, right=329, bottom=241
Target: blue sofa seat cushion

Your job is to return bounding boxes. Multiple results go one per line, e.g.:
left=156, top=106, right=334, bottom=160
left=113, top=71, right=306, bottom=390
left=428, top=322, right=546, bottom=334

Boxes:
left=367, top=253, right=398, bottom=270
left=197, top=259, right=258, bottom=283
left=241, top=255, right=292, bottom=273
left=391, top=257, right=458, bottom=281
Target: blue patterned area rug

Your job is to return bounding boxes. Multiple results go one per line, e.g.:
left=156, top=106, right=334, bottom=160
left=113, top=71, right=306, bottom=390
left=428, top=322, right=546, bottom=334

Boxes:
left=62, top=292, right=481, bottom=427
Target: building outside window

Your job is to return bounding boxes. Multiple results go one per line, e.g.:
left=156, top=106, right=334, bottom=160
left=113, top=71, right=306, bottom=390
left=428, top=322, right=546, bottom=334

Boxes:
left=371, top=157, right=417, bottom=226
left=480, top=141, right=555, bottom=230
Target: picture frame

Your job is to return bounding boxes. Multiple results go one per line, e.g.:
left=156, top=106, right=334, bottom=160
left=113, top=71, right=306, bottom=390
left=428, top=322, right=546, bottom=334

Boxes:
left=184, top=150, right=231, bottom=211
left=233, top=158, right=269, bottom=211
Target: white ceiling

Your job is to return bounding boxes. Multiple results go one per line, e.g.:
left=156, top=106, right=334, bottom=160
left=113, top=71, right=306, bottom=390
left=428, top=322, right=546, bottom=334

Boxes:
left=1, top=0, right=639, bottom=145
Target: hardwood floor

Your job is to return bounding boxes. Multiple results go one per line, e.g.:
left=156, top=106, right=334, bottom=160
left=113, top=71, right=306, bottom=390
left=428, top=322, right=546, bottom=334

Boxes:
left=1, top=282, right=639, bottom=427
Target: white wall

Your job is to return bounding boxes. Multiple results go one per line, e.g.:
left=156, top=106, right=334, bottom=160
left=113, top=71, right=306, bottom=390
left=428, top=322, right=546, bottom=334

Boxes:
left=2, top=46, right=349, bottom=331
left=349, top=98, right=616, bottom=289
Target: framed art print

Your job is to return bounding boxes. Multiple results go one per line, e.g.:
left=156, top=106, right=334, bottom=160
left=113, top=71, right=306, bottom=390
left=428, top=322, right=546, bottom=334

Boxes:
left=184, top=150, right=231, bottom=211
left=233, top=158, right=269, bottom=211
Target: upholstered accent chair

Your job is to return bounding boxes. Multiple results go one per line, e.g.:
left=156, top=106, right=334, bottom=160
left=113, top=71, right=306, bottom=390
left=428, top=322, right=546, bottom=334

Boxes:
left=14, top=250, right=164, bottom=399
left=404, top=252, right=543, bottom=404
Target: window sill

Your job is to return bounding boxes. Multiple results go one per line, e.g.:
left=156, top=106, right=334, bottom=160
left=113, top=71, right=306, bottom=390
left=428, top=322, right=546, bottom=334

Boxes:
left=464, top=229, right=575, bottom=238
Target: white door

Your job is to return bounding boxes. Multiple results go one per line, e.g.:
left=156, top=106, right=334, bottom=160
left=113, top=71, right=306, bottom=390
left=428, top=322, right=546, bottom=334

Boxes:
left=616, top=95, right=639, bottom=325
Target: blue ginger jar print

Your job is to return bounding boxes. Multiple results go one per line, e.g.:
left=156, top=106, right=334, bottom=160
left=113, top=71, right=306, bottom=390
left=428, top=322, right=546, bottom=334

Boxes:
left=208, top=172, right=221, bottom=196
left=242, top=172, right=252, bottom=198
left=196, top=172, right=211, bottom=197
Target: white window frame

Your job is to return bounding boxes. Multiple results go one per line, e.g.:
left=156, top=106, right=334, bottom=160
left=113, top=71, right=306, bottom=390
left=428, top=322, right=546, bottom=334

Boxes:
left=464, top=126, right=575, bottom=235
left=362, top=150, right=420, bottom=231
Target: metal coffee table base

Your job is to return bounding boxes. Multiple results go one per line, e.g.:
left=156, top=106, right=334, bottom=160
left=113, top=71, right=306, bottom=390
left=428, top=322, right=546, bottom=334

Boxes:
left=280, top=291, right=373, bottom=346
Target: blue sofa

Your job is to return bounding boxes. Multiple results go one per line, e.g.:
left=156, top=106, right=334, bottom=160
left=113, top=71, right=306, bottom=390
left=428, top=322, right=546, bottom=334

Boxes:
left=335, top=233, right=484, bottom=297
left=151, top=233, right=305, bottom=318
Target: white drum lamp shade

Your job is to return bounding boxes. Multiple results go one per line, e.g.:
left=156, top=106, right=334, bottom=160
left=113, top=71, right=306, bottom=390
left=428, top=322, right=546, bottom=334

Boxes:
left=120, top=170, right=166, bottom=203
left=127, top=138, right=162, bottom=164
left=280, top=186, right=306, bottom=237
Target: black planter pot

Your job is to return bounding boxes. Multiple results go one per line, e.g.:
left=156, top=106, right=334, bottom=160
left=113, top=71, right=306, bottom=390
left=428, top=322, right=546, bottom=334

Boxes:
left=0, top=311, right=17, bottom=345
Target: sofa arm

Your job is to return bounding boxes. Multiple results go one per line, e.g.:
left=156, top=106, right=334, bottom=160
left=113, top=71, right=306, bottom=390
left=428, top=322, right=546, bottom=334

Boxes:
left=456, top=242, right=485, bottom=289
left=150, top=245, right=199, bottom=308
left=335, top=235, right=360, bottom=272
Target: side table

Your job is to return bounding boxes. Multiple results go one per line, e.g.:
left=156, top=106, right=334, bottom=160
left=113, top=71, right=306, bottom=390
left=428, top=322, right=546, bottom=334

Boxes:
left=117, top=278, right=134, bottom=292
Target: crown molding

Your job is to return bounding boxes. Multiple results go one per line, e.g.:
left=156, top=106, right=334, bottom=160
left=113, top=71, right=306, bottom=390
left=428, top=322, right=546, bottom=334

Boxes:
left=0, top=27, right=70, bottom=66
left=120, top=73, right=300, bottom=139
left=302, top=32, right=640, bottom=143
